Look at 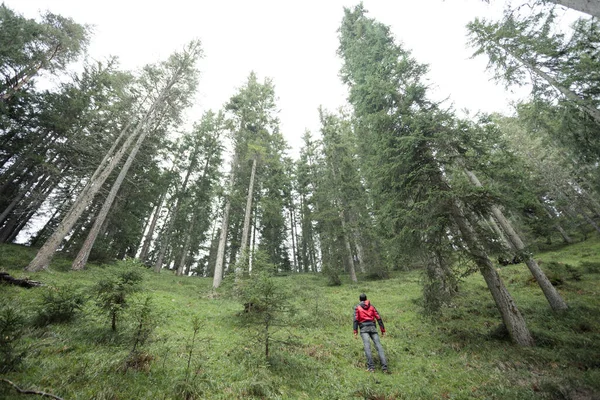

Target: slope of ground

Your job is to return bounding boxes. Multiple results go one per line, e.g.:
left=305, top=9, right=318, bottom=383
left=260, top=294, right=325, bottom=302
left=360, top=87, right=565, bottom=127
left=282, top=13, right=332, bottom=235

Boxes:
left=1, top=238, right=599, bottom=399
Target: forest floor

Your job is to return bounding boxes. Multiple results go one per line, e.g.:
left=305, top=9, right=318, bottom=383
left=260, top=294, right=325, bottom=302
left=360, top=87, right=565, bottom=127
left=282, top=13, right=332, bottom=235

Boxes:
left=1, top=238, right=599, bottom=399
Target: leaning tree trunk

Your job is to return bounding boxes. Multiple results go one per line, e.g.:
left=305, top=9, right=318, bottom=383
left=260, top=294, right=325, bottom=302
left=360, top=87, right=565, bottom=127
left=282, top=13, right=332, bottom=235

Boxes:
left=138, top=190, right=167, bottom=262
left=238, top=156, right=258, bottom=278
left=153, top=200, right=177, bottom=273
left=541, top=202, right=573, bottom=244
left=213, top=154, right=238, bottom=289
left=176, top=216, right=195, bottom=276
left=550, top=0, right=600, bottom=19
left=289, top=207, right=298, bottom=272
left=465, top=169, right=568, bottom=311
left=450, top=199, right=535, bottom=346
left=72, top=122, right=155, bottom=270
left=339, top=209, right=358, bottom=283
left=25, top=97, right=164, bottom=272
left=505, top=46, right=600, bottom=125
left=0, top=45, right=60, bottom=101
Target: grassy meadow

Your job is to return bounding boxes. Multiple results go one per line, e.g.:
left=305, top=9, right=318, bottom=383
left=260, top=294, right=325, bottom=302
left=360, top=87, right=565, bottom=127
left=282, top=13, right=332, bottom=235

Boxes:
left=1, top=238, right=600, bottom=399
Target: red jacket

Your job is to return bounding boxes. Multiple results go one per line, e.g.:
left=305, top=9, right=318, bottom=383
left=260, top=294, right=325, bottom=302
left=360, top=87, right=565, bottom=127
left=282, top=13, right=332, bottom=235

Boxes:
left=353, top=300, right=385, bottom=334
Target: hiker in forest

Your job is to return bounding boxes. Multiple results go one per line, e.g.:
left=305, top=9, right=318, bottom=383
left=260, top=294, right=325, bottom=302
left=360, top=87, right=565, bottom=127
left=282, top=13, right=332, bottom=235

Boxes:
left=353, top=293, right=390, bottom=373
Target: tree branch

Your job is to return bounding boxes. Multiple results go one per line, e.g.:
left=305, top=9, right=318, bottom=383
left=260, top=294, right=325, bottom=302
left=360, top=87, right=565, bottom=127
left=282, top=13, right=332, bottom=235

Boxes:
left=1, top=379, right=64, bottom=400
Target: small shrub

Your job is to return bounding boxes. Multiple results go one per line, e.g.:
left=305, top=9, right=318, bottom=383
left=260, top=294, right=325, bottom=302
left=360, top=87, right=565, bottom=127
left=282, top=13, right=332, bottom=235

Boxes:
left=34, top=285, right=87, bottom=326
left=488, top=323, right=511, bottom=342
left=129, top=295, right=156, bottom=352
left=580, top=261, right=600, bottom=274
left=564, top=264, right=582, bottom=281
left=173, top=380, right=204, bottom=400
left=95, top=267, right=143, bottom=331
left=0, top=305, right=26, bottom=372
left=236, top=251, right=296, bottom=361
left=122, top=351, right=154, bottom=372
left=322, top=264, right=342, bottom=286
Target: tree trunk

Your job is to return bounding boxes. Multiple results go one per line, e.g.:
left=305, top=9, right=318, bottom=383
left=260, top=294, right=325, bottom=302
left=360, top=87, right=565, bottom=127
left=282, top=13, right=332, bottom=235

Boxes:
left=153, top=198, right=177, bottom=273
left=138, top=190, right=166, bottom=262
left=238, top=156, right=257, bottom=277
left=289, top=208, right=298, bottom=272
left=505, top=46, right=600, bottom=125
left=72, top=124, right=153, bottom=270
left=550, top=0, right=600, bottom=19
left=1, top=45, right=62, bottom=101
left=25, top=108, right=160, bottom=271
left=541, top=203, right=573, bottom=244
left=213, top=155, right=238, bottom=289
left=352, top=228, right=366, bottom=273
left=340, top=209, right=358, bottom=282
left=487, top=217, right=511, bottom=250
left=176, top=216, right=195, bottom=276
left=0, top=178, right=37, bottom=226
left=450, top=199, right=535, bottom=346
left=465, top=169, right=568, bottom=311
left=579, top=208, right=600, bottom=234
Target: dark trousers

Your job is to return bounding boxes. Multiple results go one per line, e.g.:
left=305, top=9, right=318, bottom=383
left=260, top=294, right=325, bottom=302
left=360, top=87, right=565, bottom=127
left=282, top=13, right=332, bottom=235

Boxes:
left=360, top=331, right=388, bottom=370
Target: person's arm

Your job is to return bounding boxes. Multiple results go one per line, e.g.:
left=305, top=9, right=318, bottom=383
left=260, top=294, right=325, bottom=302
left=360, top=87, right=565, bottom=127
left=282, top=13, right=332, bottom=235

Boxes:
left=353, top=306, right=359, bottom=335
left=373, top=306, right=385, bottom=335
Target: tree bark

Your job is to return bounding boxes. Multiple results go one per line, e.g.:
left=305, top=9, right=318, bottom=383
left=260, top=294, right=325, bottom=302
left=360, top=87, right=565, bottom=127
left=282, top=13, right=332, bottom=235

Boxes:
left=213, top=154, right=238, bottom=289
left=238, top=156, right=257, bottom=276
left=72, top=122, right=154, bottom=270
left=153, top=196, right=177, bottom=273
left=176, top=216, right=195, bottom=276
left=541, top=203, right=573, bottom=244
left=289, top=207, right=298, bottom=272
left=340, top=209, right=358, bottom=283
left=549, top=0, right=600, bottom=19
left=138, top=190, right=166, bottom=262
left=450, top=199, right=535, bottom=346
left=25, top=107, right=160, bottom=271
left=465, top=169, right=568, bottom=311
left=505, top=46, right=600, bottom=125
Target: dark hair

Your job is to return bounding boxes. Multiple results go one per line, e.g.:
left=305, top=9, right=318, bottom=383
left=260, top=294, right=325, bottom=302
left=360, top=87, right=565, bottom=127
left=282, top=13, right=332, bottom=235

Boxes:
left=359, top=293, right=367, bottom=301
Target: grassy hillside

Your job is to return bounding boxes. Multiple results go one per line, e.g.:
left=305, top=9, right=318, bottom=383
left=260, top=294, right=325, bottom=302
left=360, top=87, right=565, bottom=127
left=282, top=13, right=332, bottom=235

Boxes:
left=1, top=239, right=600, bottom=399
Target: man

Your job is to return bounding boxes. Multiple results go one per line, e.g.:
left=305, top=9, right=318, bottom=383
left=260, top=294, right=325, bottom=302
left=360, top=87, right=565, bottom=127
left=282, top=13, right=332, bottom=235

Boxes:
left=353, top=293, right=389, bottom=373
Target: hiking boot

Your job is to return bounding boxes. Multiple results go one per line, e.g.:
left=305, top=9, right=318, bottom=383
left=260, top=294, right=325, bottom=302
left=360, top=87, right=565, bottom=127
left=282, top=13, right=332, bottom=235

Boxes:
left=366, top=368, right=375, bottom=373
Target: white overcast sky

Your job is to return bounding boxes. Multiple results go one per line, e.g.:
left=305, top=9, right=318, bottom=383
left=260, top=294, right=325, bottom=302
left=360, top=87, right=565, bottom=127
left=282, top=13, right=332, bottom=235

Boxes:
left=6, top=0, right=580, bottom=157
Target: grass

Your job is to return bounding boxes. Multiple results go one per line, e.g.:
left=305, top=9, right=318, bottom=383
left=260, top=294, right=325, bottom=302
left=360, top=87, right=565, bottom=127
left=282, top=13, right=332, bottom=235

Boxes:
left=0, top=238, right=599, bottom=399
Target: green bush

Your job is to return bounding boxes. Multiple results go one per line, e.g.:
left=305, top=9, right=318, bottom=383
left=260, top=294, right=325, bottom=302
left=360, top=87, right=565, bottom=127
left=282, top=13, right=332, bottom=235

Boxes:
left=0, top=305, right=26, bottom=372
left=580, top=261, right=600, bottom=274
left=540, top=261, right=582, bottom=285
left=236, top=251, right=296, bottom=361
left=34, top=285, right=87, bottom=326
left=95, top=267, right=143, bottom=331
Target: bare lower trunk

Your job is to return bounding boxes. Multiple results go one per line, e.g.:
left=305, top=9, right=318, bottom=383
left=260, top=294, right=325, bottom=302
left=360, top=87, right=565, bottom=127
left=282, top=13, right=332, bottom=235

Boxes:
left=213, top=198, right=231, bottom=288
left=213, top=156, right=237, bottom=289
left=450, top=200, right=534, bottom=346
left=289, top=208, right=298, bottom=272
left=550, top=0, right=600, bottom=18
left=72, top=126, right=152, bottom=271
left=507, top=47, right=600, bottom=124
left=340, top=210, right=357, bottom=282
left=465, top=169, right=568, bottom=311
left=26, top=110, right=159, bottom=272
left=139, top=191, right=166, bottom=262
left=579, top=208, right=600, bottom=234
left=176, top=217, right=195, bottom=276
left=237, top=157, right=257, bottom=279
left=0, top=179, right=37, bottom=226
left=542, top=203, right=573, bottom=244
left=154, top=203, right=176, bottom=273
left=291, top=207, right=301, bottom=272
left=353, top=232, right=366, bottom=273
